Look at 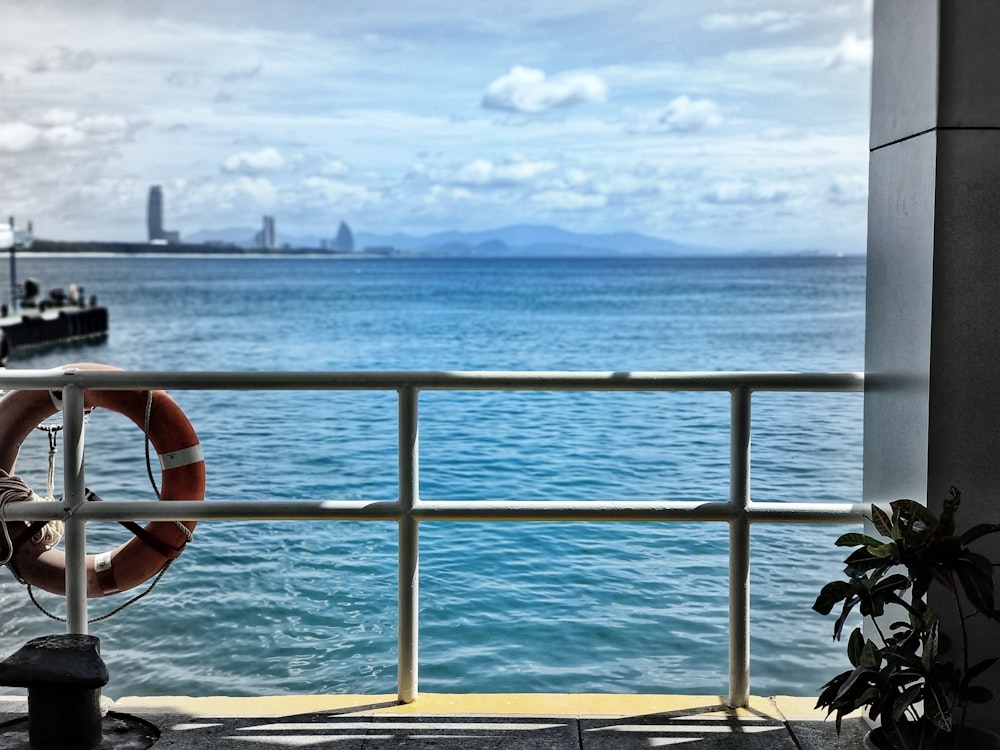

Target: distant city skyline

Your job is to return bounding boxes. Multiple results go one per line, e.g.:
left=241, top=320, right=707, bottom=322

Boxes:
left=0, top=1, right=872, bottom=253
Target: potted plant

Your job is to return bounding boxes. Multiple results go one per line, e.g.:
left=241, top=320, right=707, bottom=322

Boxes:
left=813, top=487, right=1000, bottom=749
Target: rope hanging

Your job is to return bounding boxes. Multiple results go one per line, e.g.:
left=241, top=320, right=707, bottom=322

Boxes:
left=27, top=559, right=175, bottom=624
left=144, top=389, right=194, bottom=545
left=34, top=422, right=63, bottom=501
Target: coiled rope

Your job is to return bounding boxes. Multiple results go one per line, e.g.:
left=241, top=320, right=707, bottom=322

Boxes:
left=0, top=471, right=63, bottom=568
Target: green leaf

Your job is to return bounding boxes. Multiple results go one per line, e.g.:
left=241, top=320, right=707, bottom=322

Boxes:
left=960, top=522, right=1000, bottom=546
left=964, top=549, right=994, bottom=578
left=891, top=684, right=923, bottom=724
left=870, top=504, right=892, bottom=538
left=835, top=532, right=884, bottom=548
left=813, top=580, right=853, bottom=616
left=867, top=542, right=898, bottom=559
left=834, top=596, right=860, bottom=641
left=940, top=486, right=960, bottom=536
left=870, top=573, right=909, bottom=595
left=847, top=627, right=864, bottom=667
left=921, top=623, right=938, bottom=673
left=885, top=650, right=923, bottom=671
left=955, top=556, right=995, bottom=613
left=891, top=498, right=938, bottom=532
left=816, top=671, right=851, bottom=712
left=924, top=682, right=953, bottom=732
left=843, top=547, right=890, bottom=576
left=859, top=638, right=880, bottom=669
left=834, top=664, right=877, bottom=708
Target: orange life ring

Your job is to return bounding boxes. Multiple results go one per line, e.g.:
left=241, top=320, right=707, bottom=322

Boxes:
left=0, top=363, right=205, bottom=597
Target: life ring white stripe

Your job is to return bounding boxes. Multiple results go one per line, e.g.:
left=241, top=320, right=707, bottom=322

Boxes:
left=159, top=444, right=204, bottom=471
left=95, top=551, right=113, bottom=572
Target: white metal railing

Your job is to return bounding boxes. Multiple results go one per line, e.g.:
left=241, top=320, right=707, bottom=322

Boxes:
left=0, top=368, right=865, bottom=707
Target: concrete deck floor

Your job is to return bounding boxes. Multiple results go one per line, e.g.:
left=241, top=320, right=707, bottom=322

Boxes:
left=0, top=693, right=870, bottom=749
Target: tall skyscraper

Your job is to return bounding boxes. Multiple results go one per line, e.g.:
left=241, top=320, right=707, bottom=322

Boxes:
left=147, top=186, right=164, bottom=241
left=334, top=221, right=354, bottom=252
left=146, top=185, right=181, bottom=243
left=256, top=215, right=277, bottom=249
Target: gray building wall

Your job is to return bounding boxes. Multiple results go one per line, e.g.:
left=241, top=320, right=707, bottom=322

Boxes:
left=866, top=0, right=1000, bottom=732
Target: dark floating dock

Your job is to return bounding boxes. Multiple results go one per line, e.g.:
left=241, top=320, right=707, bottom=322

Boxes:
left=0, top=303, right=108, bottom=355
left=0, top=217, right=109, bottom=360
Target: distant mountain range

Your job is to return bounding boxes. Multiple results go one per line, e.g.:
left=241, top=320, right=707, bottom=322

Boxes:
left=186, top=224, right=725, bottom=257
left=182, top=223, right=850, bottom=257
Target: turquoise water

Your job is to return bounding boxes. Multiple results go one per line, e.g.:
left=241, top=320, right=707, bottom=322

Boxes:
left=0, top=254, right=865, bottom=698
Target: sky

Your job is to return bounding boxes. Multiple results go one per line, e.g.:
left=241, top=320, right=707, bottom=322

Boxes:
left=0, top=1, right=872, bottom=252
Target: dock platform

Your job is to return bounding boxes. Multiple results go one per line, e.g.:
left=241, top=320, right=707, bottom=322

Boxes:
left=0, top=304, right=107, bottom=355
left=0, top=693, right=869, bottom=748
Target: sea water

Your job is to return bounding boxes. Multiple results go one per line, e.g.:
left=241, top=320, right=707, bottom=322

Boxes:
left=0, top=254, right=865, bottom=698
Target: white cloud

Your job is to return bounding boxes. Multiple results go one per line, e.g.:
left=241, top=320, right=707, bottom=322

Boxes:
left=655, top=95, right=722, bottom=133
left=320, top=159, right=351, bottom=177
left=452, top=158, right=558, bottom=187
left=41, top=124, right=87, bottom=148
left=300, top=176, right=378, bottom=207
left=421, top=184, right=475, bottom=207
left=38, top=109, right=80, bottom=127
left=231, top=176, right=279, bottom=207
left=482, top=66, right=608, bottom=113
left=28, top=46, right=98, bottom=73
left=598, top=173, right=661, bottom=198
left=825, top=32, right=872, bottom=70
left=532, top=190, right=606, bottom=210
left=703, top=181, right=791, bottom=205
left=827, top=174, right=867, bottom=204
left=0, top=121, right=42, bottom=152
left=0, top=112, right=130, bottom=152
left=222, top=147, right=286, bottom=174
left=76, top=114, right=131, bottom=138
left=625, top=95, right=723, bottom=135
left=701, top=11, right=803, bottom=34
left=223, top=64, right=263, bottom=82
left=166, top=70, right=207, bottom=89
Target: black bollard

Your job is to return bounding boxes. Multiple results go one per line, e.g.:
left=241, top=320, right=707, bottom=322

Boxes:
left=0, top=634, right=108, bottom=750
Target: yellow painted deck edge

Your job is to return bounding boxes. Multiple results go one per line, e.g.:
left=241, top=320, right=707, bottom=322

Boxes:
left=110, top=693, right=845, bottom=721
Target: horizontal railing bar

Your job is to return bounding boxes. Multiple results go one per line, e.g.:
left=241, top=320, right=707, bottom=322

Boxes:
left=415, top=500, right=863, bottom=523
left=0, top=369, right=864, bottom=393
left=1, top=498, right=863, bottom=524
left=3, top=500, right=403, bottom=522
left=746, top=501, right=864, bottom=523
left=415, top=500, right=740, bottom=522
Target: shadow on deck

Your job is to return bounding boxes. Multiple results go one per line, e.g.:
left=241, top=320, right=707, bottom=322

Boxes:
left=1, top=693, right=870, bottom=748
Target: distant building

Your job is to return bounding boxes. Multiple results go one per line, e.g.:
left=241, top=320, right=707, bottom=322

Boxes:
left=255, top=215, right=277, bottom=250
left=147, top=185, right=181, bottom=244
left=147, top=187, right=163, bottom=240
left=333, top=221, right=354, bottom=252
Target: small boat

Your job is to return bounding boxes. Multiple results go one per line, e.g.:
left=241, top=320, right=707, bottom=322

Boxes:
left=0, top=219, right=108, bottom=364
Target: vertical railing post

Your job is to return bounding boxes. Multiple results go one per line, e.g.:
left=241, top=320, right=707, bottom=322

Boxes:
left=62, top=384, right=88, bottom=634
left=728, top=385, right=751, bottom=707
left=397, top=386, right=419, bottom=703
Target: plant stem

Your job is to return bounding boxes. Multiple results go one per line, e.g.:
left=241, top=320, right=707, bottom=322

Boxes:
left=953, top=576, right=969, bottom=744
